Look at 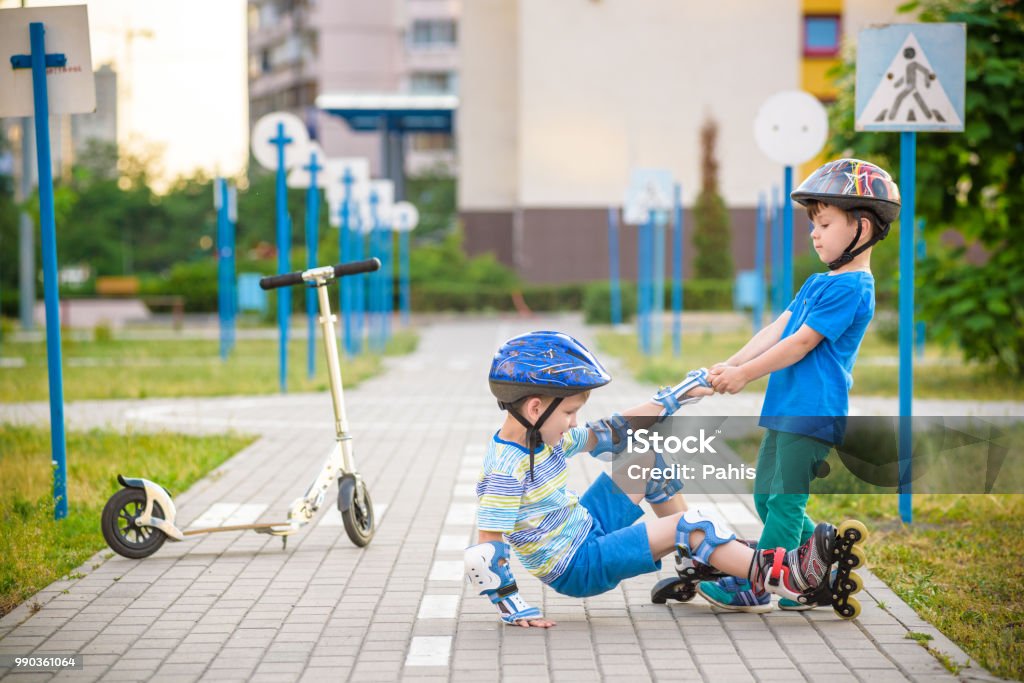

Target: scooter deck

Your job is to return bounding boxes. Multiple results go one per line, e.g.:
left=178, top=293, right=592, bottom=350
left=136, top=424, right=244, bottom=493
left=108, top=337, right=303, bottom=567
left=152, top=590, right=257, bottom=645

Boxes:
left=183, top=522, right=293, bottom=536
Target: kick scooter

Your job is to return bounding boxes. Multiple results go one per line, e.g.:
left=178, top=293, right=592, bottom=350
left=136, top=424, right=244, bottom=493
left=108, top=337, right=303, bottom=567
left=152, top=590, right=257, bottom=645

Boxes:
left=101, top=258, right=382, bottom=559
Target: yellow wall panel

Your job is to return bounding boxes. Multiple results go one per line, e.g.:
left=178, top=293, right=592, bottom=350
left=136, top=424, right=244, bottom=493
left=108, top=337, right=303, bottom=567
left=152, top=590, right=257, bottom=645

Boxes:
left=803, top=0, right=842, bottom=13
left=801, top=59, right=840, bottom=99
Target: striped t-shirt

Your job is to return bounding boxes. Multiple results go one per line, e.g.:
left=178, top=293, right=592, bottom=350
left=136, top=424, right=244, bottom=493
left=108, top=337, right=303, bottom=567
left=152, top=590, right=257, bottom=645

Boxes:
left=475, top=426, right=594, bottom=583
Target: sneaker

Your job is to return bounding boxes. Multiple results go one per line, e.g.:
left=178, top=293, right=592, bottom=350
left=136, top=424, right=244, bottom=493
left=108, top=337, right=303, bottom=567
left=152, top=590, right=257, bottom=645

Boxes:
left=697, top=576, right=772, bottom=613
left=753, top=522, right=836, bottom=603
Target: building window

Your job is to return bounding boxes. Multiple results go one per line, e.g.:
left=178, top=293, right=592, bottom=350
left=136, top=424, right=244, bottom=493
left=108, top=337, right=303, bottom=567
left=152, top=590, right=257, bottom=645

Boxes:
left=410, top=133, right=453, bottom=152
left=803, top=15, right=840, bottom=57
left=410, top=19, right=457, bottom=47
left=410, top=71, right=455, bottom=94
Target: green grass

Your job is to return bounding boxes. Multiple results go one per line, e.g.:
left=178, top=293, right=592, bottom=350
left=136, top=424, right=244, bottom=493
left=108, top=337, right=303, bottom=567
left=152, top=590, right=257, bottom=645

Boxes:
left=0, top=425, right=256, bottom=617
left=0, top=330, right=419, bottom=402
left=726, top=433, right=1024, bottom=680
left=596, top=328, right=1024, bottom=401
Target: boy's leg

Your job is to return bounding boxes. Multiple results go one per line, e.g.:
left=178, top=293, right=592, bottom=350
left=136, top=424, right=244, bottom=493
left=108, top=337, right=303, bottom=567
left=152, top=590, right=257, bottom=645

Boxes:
left=646, top=508, right=867, bottom=617
left=752, top=430, right=778, bottom=524
left=757, top=432, right=831, bottom=551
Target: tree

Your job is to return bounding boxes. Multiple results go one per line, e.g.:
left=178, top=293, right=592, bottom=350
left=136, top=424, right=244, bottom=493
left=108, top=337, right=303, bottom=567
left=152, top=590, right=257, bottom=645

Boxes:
left=692, top=118, right=734, bottom=280
left=825, top=0, right=1024, bottom=376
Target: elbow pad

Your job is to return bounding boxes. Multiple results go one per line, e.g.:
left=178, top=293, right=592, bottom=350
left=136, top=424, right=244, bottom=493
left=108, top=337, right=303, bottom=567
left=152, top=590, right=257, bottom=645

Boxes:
left=464, top=541, right=542, bottom=624
left=586, top=412, right=631, bottom=461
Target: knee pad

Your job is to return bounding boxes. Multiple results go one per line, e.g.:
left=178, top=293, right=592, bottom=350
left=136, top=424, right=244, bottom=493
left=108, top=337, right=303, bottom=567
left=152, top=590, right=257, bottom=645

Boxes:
left=676, top=508, right=736, bottom=565
left=586, top=413, right=630, bottom=461
left=645, top=451, right=684, bottom=503
left=464, top=541, right=541, bottom=623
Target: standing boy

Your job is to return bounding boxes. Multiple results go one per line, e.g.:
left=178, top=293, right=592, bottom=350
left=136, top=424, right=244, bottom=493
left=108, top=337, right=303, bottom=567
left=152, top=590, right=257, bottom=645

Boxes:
left=699, top=158, right=899, bottom=612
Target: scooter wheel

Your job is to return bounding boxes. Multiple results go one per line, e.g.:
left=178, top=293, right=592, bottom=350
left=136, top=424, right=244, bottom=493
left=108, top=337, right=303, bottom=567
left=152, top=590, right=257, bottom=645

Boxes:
left=101, top=487, right=167, bottom=559
left=341, top=479, right=375, bottom=548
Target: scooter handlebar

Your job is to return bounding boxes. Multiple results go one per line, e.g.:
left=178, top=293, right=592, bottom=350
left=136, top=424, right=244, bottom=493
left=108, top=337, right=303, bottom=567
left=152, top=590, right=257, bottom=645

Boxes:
left=259, top=258, right=381, bottom=290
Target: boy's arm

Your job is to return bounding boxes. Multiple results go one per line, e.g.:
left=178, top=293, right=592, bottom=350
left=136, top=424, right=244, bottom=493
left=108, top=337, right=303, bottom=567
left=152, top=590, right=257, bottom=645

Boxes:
left=466, top=529, right=556, bottom=628
left=582, top=369, right=715, bottom=454
left=711, top=323, right=824, bottom=394
left=721, top=311, right=791, bottom=366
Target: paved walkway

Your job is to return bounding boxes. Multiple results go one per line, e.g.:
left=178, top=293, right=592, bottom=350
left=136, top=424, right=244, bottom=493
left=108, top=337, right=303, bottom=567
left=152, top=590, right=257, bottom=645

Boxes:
left=0, top=315, right=1010, bottom=682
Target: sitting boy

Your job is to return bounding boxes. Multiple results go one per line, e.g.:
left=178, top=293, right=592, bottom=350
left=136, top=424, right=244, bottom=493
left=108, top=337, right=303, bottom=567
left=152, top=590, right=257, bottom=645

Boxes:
left=465, top=331, right=865, bottom=628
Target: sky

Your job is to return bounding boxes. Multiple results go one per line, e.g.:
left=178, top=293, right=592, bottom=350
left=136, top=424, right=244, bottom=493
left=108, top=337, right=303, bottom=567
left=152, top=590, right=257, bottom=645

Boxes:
left=3, top=0, right=249, bottom=182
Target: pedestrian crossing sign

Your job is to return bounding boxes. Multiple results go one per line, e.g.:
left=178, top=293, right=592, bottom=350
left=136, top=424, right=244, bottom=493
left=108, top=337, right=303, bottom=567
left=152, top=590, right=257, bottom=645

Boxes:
left=855, top=23, right=965, bottom=133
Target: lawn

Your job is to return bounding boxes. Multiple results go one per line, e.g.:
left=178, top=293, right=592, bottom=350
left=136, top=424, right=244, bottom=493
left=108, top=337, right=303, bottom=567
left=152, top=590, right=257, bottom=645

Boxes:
left=596, top=327, right=1024, bottom=401
left=0, top=330, right=418, bottom=402
left=0, top=425, right=256, bottom=617
left=725, top=433, right=1024, bottom=681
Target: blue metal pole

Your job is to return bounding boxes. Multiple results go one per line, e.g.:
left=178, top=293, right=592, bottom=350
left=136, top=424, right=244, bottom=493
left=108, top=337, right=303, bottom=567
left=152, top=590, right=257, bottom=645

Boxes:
left=383, top=224, right=393, bottom=344
left=643, top=210, right=656, bottom=356
left=899, top=132, right=916, bottom=524
left=607, top=208, right=621, bottom=326
left=771, top=184, right=782, bottom=315
left=273, top=122, right=292, bottom=393
left=305, top=152, right=322, bottom=380
left=782, top=166, right=794, bottom=305
left=369, top=194, right=381, bottom=352
left=352, top=210, right=364, bottom=354
left=754, top=192, right=766, bottom=332
left=652, top=210, right=665, bottom=356
left=227, top=185, right=237, bottom=356
left=217, top=178, right=229, bottom=361
left=637, top=214, right=649, bottom=355
left=27, top=22, right=68, bottom=520
left=340, top=172, right=353, bottom=354
left=915, top=218, right=926, bottom=358
left=400, top=227, right=410, bottom=326
left=672, top=184, right=683, bottom=357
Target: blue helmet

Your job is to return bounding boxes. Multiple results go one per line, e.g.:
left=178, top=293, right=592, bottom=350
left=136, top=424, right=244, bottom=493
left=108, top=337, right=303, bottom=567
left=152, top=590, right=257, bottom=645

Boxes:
left=489, top=331, right=611, bottom=407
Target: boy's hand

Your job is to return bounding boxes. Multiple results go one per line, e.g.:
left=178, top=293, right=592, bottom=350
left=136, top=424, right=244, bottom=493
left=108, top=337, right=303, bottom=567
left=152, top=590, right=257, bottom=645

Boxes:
left=710, top=365, right=749, bottom=394
left=513, top=617, right=557, bottom=628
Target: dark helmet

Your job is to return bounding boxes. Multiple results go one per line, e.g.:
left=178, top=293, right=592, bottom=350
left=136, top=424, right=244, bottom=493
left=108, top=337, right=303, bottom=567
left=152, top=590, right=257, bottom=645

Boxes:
left=791, top=158, right=901, bottom=270
left=488, top=331, right=610, bottom=472
left=791, top=158, right=901, bottom=224
left=489, top=331, right=611, bottom=407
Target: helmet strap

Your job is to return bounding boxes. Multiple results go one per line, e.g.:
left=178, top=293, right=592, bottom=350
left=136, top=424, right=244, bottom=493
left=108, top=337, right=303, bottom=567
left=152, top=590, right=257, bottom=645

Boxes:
left=504, top=397, right=564, bottom=480
left=827, top=210, right=889, bottom=271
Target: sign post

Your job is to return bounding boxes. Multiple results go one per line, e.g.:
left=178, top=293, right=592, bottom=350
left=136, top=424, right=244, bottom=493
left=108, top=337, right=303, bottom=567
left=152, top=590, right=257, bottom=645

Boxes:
left=214, top=178, right=237, bottom=361
left=625, top=169, right=673, bottom=356
left=289, top=143, right=326, bottom=379
left=671, top=183, right=684, bottom=356
left=856, top=23, right=965, bottom=524
left=606, top=207, right=622, bottom=326
left=392, top=202, right=419, bottom=326
left=252, top=112, right=309, bottom=392
left=326, top=158, right=370, bottom=356
left=2, top=5, right=95, bottom=520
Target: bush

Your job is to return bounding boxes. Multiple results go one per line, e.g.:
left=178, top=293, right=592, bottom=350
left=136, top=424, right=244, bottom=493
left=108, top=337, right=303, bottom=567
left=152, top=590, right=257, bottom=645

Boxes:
left=583, top=281, right=637, bottom=324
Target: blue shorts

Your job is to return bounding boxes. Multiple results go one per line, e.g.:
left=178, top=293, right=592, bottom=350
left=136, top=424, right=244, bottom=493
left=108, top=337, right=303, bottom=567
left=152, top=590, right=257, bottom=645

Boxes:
left=548, top=472, right=661, bottom=598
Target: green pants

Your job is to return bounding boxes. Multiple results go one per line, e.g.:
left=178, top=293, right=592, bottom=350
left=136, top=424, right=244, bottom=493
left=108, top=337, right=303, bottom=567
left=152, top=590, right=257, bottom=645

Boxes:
left=753, top=429, right=832, bottom=552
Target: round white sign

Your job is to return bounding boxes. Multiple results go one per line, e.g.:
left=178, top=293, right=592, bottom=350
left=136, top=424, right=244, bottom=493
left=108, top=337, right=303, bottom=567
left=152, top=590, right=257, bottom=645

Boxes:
left=754, top=91, right=828, bottom=166
left=286, top=142, right=327, bottom=189
left=392, top=202, right=420, bottom=231
left=251, top=112, right=310, bottom=171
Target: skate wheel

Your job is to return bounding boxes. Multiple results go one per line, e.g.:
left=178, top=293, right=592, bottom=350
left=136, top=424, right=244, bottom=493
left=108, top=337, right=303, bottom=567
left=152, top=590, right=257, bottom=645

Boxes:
left=843, top=544, right=867, bottom=570
left=838, top=571, right=863, bottom=596
left=834, top=596, right=861, bottom=620
left=838, top=519, right=869, bottom=545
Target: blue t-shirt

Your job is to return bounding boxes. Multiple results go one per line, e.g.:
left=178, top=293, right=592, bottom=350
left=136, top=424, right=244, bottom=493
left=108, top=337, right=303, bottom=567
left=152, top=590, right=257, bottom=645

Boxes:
left=759, top=271, right=875, bottom=444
